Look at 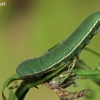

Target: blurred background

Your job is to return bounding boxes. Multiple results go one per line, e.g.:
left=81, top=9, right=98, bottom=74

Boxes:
left=0, top=0, right=100, bottom=100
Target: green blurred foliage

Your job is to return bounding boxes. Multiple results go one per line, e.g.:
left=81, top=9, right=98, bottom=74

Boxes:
left=0, top=0, right=100, bottom=100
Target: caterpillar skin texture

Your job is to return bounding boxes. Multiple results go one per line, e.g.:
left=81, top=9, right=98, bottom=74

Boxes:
left=16, top=11, right=100, bottom=79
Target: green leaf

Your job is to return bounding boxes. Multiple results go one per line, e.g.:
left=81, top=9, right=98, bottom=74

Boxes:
left=8, top=88, right=18, bottom=100
left=71, top=69, right=100, bottom=76
left=2, top=73, right=20, bottom=100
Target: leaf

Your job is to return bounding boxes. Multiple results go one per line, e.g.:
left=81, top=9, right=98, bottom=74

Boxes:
left=71, top=69, right=100, bottom=76
left=2, top=73, right=20, bottom=100
left=8, top=88, right=18, bottom=100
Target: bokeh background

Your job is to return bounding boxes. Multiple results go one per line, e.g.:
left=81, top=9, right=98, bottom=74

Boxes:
left=0, top=0, right=100, bottom=100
